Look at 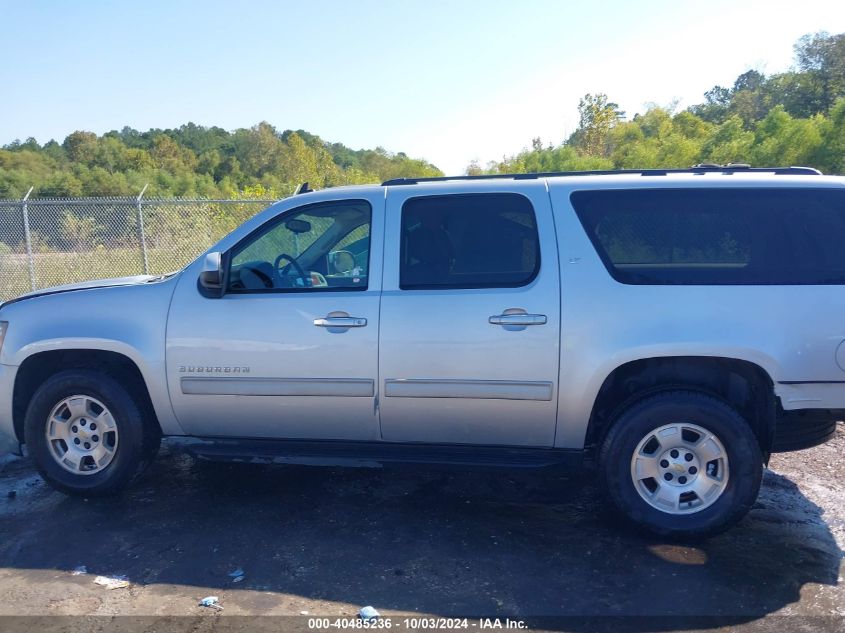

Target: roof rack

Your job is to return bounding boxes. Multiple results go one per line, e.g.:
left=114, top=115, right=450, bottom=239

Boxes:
left=381, top=164, right=822, bottom=186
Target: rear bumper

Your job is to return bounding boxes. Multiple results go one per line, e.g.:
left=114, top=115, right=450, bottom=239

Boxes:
left=776, top=381, right=845, bottom=410
left=0, top=363, right=21, bottom=455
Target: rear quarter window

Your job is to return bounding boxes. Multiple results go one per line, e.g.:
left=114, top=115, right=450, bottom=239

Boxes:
left=571, top=188, right=845, bottom=285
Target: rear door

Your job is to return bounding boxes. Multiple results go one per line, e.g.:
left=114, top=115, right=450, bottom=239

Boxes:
left=378, top=183, right=561, bottom=446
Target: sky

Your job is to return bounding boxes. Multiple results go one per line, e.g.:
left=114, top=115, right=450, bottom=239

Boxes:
left=2, top=0, right=845, bottom=175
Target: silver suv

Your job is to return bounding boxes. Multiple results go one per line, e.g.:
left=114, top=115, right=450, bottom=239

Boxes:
left=1, top=165, right=842, bottom=538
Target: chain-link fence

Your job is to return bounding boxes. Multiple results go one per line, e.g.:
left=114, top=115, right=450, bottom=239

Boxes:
left=0, top=195, right=276, bottom=301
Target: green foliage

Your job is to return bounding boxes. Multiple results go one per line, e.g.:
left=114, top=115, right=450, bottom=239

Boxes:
left=61, top=213, right=101, bottom=251
left=1, top=122, right=443, bottom=199
left=482, top=144, right=613, bottom=174
left=794, top=31, right=845, bottom=112
left=480, top=31, right=845, bottom=176
left=570, top=93, right=625, bottom=157
left=817, top=99, right=845, bottom=173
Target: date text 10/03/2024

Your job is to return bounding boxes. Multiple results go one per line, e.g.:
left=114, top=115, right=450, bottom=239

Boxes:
left=307, top=618, right=528, bottom=630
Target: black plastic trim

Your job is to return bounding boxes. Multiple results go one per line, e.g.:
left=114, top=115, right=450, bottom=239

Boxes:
left=772, top=409, right=841, bottom=452
left=778, top=380, right=845, bottom=385
left=382, top=166, right=822, bottom=186
left=165, top=437, right=583, bottom=471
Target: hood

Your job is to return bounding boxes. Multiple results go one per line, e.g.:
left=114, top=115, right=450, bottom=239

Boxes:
left=1, top=274, right=176, bottom=308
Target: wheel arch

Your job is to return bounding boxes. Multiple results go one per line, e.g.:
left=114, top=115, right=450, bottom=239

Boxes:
left=13, top=348, right=163, bottom=444
left=583, top=355, right=778, bottom=459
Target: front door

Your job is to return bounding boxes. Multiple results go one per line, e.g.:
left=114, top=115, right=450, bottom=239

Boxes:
left=378, top=185, right=561, bottom=446
left=166, top=194, right=383, bottom=440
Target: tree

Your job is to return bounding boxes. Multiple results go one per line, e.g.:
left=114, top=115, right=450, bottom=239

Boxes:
left=760, top=71, right=827, bottom=119
left=699, top=116, right=754, bottom=164
left=571, top=93, right=625, bottom=157
left=751, top=106, right=824, bottom=167
left=235, top=122, right=283, bottom=177
left=690, top=85, right=732, bottom=122
left=150, top=134, right=197, bottom=174
left=39, top=173, right=83, bottom=197
left=62, top=131, right=99, bottom=164
left=816, top=98, right=845, bottom=173
left=733, top=69, right=765, bottom=93
left=61, top=212, right=101, bottom=251
left=466, top=160, right=483, bottom=176
left=795, top=31, right=845, bottom=111
left=276, top=132, right=319, bottom=190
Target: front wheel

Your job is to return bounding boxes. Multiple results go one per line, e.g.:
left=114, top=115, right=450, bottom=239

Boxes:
left=599, top=390, right=763, bottom=539
left=24, top=369, right=159, bottom=496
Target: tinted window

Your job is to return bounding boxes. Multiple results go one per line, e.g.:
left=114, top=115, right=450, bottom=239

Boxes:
left=400, top=194, right=540, bottom=289
left=572, top=188, right=845, bottom=285
left=228, top=200, right=371, bottom=292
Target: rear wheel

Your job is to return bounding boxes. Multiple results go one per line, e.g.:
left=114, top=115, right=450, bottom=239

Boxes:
left=24, top=369, right=159, bottom=496
left=599, top=390, right=762, bottom=538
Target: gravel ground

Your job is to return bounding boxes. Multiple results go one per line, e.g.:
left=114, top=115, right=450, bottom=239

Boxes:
left=0, top=425, right=842, bottom=632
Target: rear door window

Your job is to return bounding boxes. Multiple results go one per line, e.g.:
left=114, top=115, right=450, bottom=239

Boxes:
left=400, top=193, right=540, bottom=290
left=571, top=188, right=845, bottom=285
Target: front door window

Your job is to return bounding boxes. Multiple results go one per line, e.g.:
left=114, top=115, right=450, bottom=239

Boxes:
left=228, top=200, right=371, bottom=292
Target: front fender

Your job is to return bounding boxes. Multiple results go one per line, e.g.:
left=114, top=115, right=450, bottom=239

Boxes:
left=0, top=280, right=184, bottom=436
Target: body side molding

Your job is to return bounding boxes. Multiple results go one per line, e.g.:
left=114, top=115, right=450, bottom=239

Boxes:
left=384, top=379, right=554, bottom=401
left=181, top=377, right=374, bottom=397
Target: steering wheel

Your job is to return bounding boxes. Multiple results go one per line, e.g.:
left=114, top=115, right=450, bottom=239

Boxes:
left=273, top=253, right=309, bottom=287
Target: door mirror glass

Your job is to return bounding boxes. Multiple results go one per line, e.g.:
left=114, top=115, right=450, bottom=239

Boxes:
left=199, top=251, right=224, bottom=296
left=328, top=250, right=356, bottom=274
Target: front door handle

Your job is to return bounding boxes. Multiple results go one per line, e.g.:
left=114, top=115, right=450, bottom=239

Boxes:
left=489, top=313, right=547, bottom=326
left=314, top=316, right=367, bottom=328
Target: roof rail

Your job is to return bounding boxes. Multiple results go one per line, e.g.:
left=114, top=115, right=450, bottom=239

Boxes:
left=381, top=165, right=822, bottom=186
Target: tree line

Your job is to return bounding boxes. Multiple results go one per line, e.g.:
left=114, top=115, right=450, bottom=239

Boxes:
left=0, top=123, right=442, bottom=199
left=1, top=30, right=844, bottom=200
left=475, top=31, right=845, bottom=176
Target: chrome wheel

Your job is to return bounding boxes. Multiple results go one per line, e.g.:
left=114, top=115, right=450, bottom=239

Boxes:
left=45, top=395, right=119, bottom=475
left=630, top=422, right=729, bottom=515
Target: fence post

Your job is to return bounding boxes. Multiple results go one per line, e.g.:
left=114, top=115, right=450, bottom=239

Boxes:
left=21, top=186, right=36, bottom=291
left=136, top=184, right=150, bottom=275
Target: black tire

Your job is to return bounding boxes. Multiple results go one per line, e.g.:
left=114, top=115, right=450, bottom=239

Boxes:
left=599, top=390, right=763, bottom=539
left=24, top=369, right=159, bottom=497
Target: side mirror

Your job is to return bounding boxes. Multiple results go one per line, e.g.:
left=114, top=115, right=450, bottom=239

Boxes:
left=198, top=252, right=224, bottom=297
left=328, top=250, right=356, bottom=274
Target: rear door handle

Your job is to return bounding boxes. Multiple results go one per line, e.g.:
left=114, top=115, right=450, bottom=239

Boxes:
left=313, top=316, right=367, bottom=328
left=489, top=313, right=547, bottom=326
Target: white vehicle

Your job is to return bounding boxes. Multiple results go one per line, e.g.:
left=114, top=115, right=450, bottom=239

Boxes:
left=0, top=165, right=842, bottom=537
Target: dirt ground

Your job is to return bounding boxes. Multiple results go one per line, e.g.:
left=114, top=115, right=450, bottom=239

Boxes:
left=0, top=425, right=842, bottom=632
